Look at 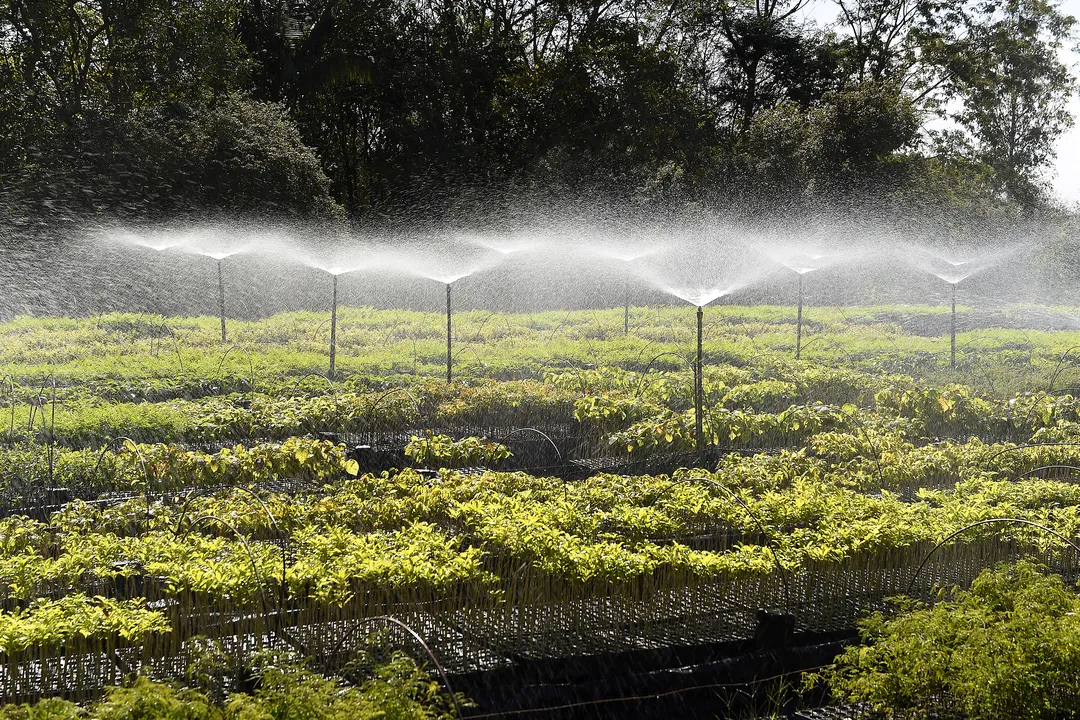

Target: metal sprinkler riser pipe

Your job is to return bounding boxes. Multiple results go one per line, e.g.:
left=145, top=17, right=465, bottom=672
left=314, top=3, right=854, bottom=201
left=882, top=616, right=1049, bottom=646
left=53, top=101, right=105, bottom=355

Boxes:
left=796, top=273, right=803, bottom=360
left=696, top=305, right=704, bottom=467
left=446, top=283, right=452, bottom=383
left=951, top=282, right=956, bottom=370
left=329, top=274, right=338, bottom=378
left=218, top=259, right=226, bottom=344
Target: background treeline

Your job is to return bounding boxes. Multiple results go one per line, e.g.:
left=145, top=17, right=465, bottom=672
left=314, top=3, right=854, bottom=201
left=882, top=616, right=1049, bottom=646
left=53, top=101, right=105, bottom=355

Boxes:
left=0, top=0, right=1076, bottom=228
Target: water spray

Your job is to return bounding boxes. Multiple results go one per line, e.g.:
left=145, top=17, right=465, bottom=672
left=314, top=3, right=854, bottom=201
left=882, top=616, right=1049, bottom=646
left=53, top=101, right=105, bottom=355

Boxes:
left=624, top=280, right=631, bottom=336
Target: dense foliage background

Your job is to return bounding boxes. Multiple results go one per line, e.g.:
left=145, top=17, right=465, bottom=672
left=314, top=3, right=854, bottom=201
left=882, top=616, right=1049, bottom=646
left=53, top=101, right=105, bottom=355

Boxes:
left=0, top=0, right=1077, bottom=227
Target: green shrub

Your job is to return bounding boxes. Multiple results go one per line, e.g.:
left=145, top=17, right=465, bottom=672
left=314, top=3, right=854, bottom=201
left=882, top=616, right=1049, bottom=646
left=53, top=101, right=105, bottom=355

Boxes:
left=405, top=433, right=511, bottom=469
left=822, top=562, right=1080, bottom=720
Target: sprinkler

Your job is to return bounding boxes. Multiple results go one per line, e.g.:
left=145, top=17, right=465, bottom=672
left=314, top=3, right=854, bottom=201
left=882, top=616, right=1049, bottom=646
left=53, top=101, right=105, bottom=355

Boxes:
left=696, top=305, right=704, bottom=467
left=446, top=283, right=452, bottom=383
left=624, top=280, right=630, bottom=336
left=796, top=273, right=804, bottom=360
left=329, top=274, right=338, bottom=378
left=217, top=259, right=226, bottom=344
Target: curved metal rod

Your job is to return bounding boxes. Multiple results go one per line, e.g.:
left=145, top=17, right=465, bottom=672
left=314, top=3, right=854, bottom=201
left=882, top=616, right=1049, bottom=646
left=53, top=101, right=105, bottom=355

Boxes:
left=311, top=318, right=330, bottom=343
left=983, top=443, right=1080, bottom=474
left=174, top=487, right=289, bottom=613
left=3, top=375, right=14, bottom=445
left=957, top=334, right=1004, bottom=351
left=215, top=346, right=256, bottom=390
left=951, top=333, right=1007, bottom=387
left=1047, top=345, right=1080, bottom=395
left=578, top=336, right=603, bottom=368
left=379, top=320, right=409, bottom=347
left=633, top=351, right=695, bottom=399
left=152, top=321, right=175, bottom=358
left=104, top=437, right=153, bottom=531
left=588, top=309, right=606, bottom=339
left=156, top=324, right=185, bottom=374
left=552, top=355, right=589, bottom=385
left=532, top=357, right=590, bottom=395
left=179, top=514, right=291, bottom=651
left=739, top=351, right=787, bottom=369
left=906, top=518, right=1080, bottom=597
left=832, top=306, right=904, bottom=355
left=327, top=615, right=461, bottom=720
left=292, top=372, right=337, bottom=395
left=636, top=372, right=678, bottom=402
left=27, top=376, right=57, bottom=482
left=452, top=345, right=486, bottom=374
left=546, top=311, right=576, bottom=344
left=813, top=403, right=884, bottom=487
left=495, top=427, right=564, bottom=465
left=1019, top=391, right=1054, bottom=432
left=653, top=476, right=792, bottom=614
left=795, top=336, right=853, bottom=364
left=471, top=311, right=514, bottom=343
left=964, top=356, right=998, bottom=396
left=633, top=338, right=660, bottom=365
left=1012, top=465, right=1080, bottom=482
left=368, top=387, right=423, bottom=421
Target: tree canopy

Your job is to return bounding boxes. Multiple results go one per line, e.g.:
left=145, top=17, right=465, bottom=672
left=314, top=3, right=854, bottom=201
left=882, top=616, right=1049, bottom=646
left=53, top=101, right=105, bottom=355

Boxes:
left=0, top=0, right=1076, bottom=226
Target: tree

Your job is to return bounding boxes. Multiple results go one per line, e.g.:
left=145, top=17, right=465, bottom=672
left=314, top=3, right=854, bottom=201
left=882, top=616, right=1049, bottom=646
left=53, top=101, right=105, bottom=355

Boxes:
left=933, top=0, right=1076, bottom=208
left=680, top=0, right=841, bottom=133
left=0, top=1, right=339, bottom=222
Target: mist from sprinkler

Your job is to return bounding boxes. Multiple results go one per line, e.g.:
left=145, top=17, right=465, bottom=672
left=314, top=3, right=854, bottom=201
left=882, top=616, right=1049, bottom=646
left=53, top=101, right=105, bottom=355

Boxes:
left=762, top=248, right=840, bottom=360
left=391, top=245, right=505, bottom=383
left=187, top=246, right=252, bottom=344
left=907, top=246, right=1019, bottom=370
left=588, top=245, right=664, bottom=335
left=651, top=286, right=736, bottom=467
left=285, top=246, right=389, bottom=378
